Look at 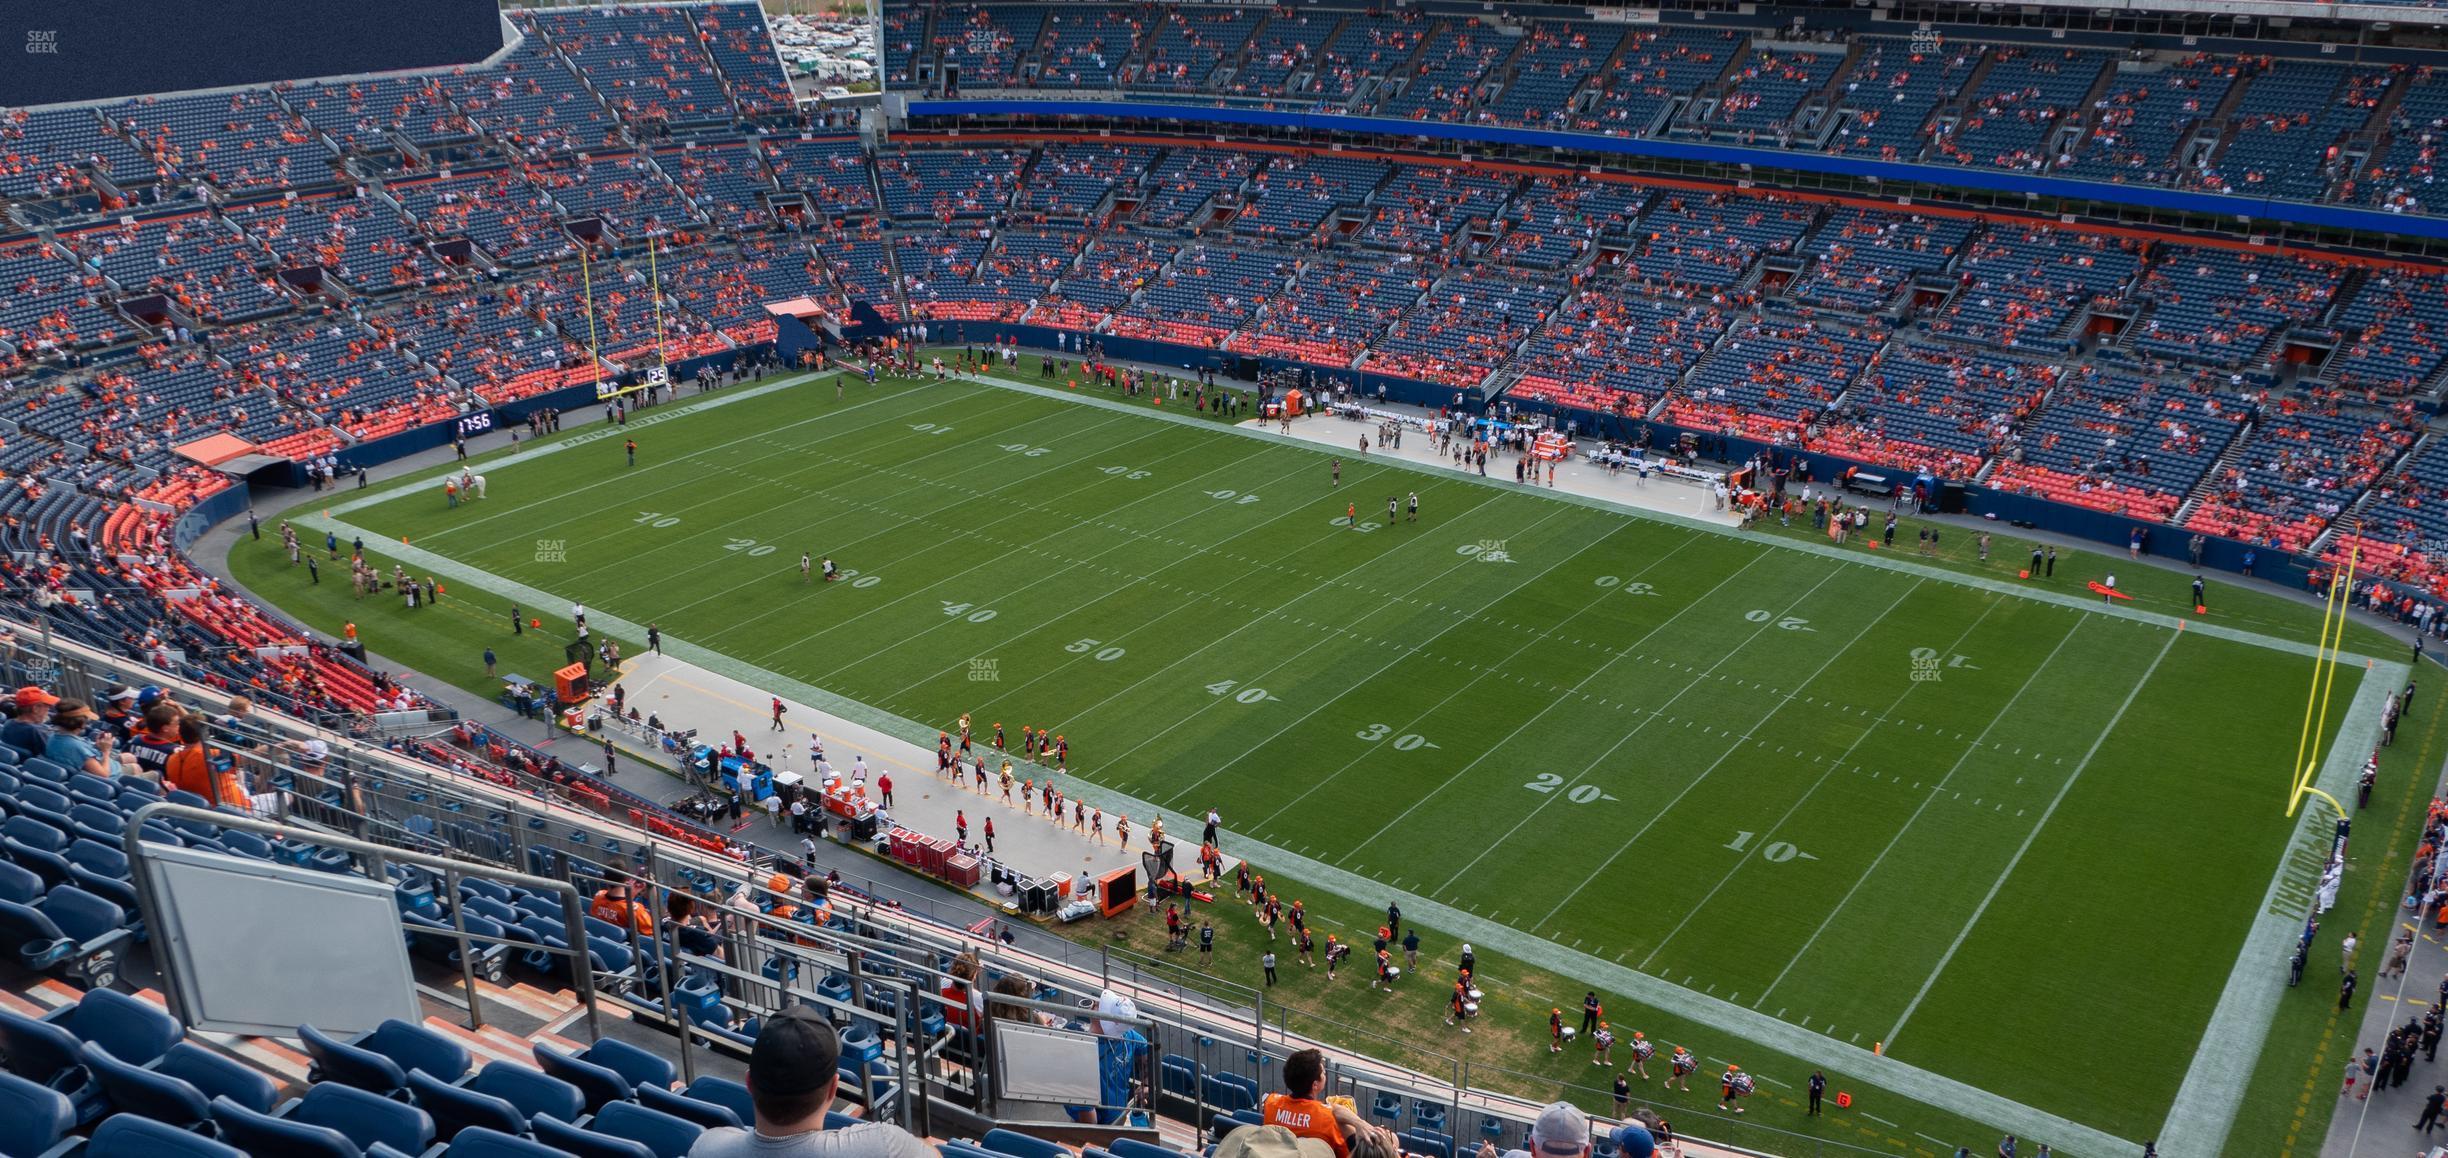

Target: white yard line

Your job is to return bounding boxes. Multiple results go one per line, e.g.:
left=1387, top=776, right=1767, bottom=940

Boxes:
left=1087, top=500, right=1564, bottom=777
left=862, top=450, right=1413, bottom=702
left=544, top=403, right=1136, bottom=596
left=1884, top=628, right=2181, bottom=1047
left=959, top=487, right=1511, bottom=717
left=1041, top=486, right=1512, bottom=738
left=1533, top=577, right=1925, bottom=934
left=1755, top=613, right=2089, bottom=1006
left=1422, top=552, right=1843, bottom=892
left=1160, top=511, right=1640, bottom=811
left=690, top=418, right=1211, bottom=652
left=318, top=369, right=828, bottom=522
left=806, top=452, right=1340, bottom=688
left=400, top=372, right=946, bottom=547
left=1308, top=551, right=1785, bottom=852
left=1636, top=595, right=2003, bottom=969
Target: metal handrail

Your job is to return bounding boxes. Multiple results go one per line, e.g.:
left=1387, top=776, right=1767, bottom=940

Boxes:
left=121, top=800, right=606, bottom=1044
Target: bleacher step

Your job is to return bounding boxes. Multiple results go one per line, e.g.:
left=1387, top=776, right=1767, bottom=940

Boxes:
left=422, top=1014, right=541, bottom=1069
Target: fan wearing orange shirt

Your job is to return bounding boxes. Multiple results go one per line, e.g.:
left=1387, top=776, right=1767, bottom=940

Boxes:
left=1261, top=1049, right=1396, bottom=1158
left=164, top=718, right=217, bottom=798
left=588, top=877, right=655, bottom=937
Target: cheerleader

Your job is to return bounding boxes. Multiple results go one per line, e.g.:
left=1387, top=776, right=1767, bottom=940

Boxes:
left=1446, top=980, right=1473, bottom=1032
left=1627, top=1030, right=1654, bottom=1081
left=1718, top=1065, right=1752, bottom=1113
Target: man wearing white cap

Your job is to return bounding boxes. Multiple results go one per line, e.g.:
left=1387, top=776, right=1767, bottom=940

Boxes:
left=1066, top=991, right=1148, bottom=1126
left=1475, top=1101, right=1590, bottom=1158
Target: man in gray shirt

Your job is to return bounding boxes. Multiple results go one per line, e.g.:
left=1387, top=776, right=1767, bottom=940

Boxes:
left=690, top=1006, right=935, bottom=1157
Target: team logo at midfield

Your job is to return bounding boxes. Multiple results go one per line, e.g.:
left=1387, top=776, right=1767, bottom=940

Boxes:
left=535, top=538, right=568, bottom=564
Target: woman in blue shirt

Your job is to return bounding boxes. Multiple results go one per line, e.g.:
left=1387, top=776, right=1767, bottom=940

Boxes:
left=44, top=699, right=114, bottom=777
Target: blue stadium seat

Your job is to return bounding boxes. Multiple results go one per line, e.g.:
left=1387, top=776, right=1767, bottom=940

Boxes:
left=407, top=1070, right=526, bottom=1143
left=984, top=1128, right=1073, bottom=1158
left=1201, top=1073, right=1257, bottom=1114
left=446, top=1126, right=568, bottom=1158
left=1402, top=1128, right=1454, bottom=1158
left=533, top=1043, right=632, bottom=1114
left=302, top=1019, right=470, bottom=1093
left=0, top=1008, right=84, bottom=1091
left=0, top=1070, right=75, bottom=1158
left=1111, top=1139, right=1185, bottom=1158
left=3, top=814, right=67, bottom=852
left=210, top=1093, right=361, bottom=1158
left=1112, top=1138, right=1186, bottom=1158
left=2, top=840, right=73, bottom=892
left=464, top=1060, right=585, bottom=1123
left=678, top=1075, right=752, bottom=1124
left=86, top=1112, right=248, bottom=1158
left=64, top=839, right=126, bottom=879
left=0, top=860, right=41, bottom=905
left=16, top=884, right=132, bottom=983
left=590, top=1101, right=704, bottom=1158
left=639, top=1081, right=742, bottom=1129
left=67, top=775, right=118, bottom=810
left=575, top=1038, right=675, bottom=1093
left=45, top=988, right=179, bottom=1069
left=80, top=1040, right=277, bottom=1133
left=532, top=1114, right=656, bottom=1158
left=66, top=865, right=143, bottom=932
left=284, top=1081, right=437, bottom=1155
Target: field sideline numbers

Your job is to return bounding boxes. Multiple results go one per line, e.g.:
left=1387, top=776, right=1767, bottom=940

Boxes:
left=1001, top=443, right=1051, bottom=457
left=724, top=537, right=777, bottom=558
left=1206, top=489, right=1261, bottom=504
left=1592, top=576, right=1657, bottom=596
left=1066, top=638, right=1128, bottom=661
left=1356, top=724, right=1439, bottom=751
left=635, top=512, right=681, bottom=528
left=833, top=568, right=884, bottom=589
left=1524, top=772, right=1616, bottom=804
left=1101, top=466, right=1152, bottom=480
left=941, top=601, right=998, bottom=623
left=909, top=422, right=954, bottom=435
left=1724, top=830, right=1818, bottom=863
left=1205, top=680, right=1278, bottom=704
left=1745, top=609, right=1814, bottom=632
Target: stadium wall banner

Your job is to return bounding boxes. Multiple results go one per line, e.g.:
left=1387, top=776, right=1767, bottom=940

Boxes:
left=906, top=100, right=2448, bottom=242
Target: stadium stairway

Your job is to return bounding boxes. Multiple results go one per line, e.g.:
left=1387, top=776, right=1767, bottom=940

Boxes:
left=2168, top=419, right=2264, bottom=529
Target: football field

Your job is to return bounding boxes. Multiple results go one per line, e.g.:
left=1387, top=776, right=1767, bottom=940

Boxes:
left=252, top=367, right=2395, bottom=1151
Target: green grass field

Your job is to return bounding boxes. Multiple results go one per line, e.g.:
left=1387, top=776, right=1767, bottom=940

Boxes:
left=232, top=367, right=2421, bottom=1155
